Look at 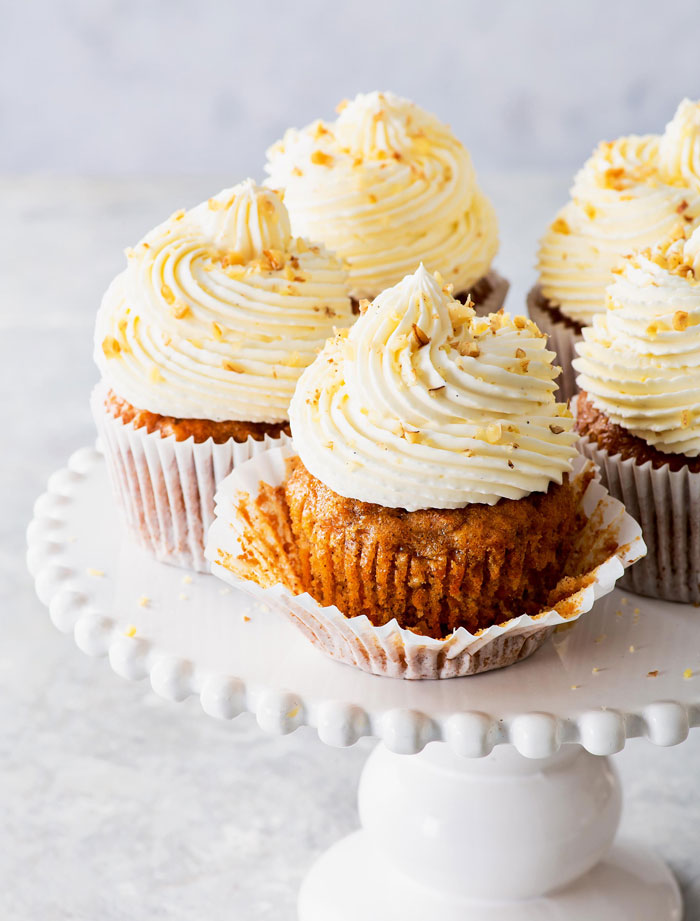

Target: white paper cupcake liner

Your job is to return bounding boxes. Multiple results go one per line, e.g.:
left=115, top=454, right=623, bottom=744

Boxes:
left=472, top=269, right=510, bottom=317
left=577, top=428, right=700, bottom=602
left=527, top=285, right=582, bottom=402
left=91, top=382, right=290, bottom=572
left=205, top=443, right=645, bottom=679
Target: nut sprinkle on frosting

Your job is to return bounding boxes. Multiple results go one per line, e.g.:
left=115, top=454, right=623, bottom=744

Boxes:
left=95, top=180, right=353, bottom=423
left=265, top=91, right=498, bottom=299
left=574, top=223, right=700, bottom=456
left=290, top=265, right=577, bottom=510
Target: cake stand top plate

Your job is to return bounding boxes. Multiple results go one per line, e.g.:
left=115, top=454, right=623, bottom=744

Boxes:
left=27, top=446, right=700, bottom=759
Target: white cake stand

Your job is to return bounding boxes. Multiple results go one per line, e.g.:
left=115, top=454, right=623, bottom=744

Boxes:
left=28, top=446, right=700, bottom=920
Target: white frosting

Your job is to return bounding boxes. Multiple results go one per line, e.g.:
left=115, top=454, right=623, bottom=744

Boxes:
left=94, top=181, right=353, bottom=423
left=265, top=91, right=499, bottom=299
left=538, top=101, right=700, bottom=326
left=289, top=265, right=577, bottom=510
left=574, top=225, right=700, bottom=455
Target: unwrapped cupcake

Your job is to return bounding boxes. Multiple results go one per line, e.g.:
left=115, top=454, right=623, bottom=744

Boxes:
left=93, top=180, right=354, bottom=571
left=265, top=91, right=507, bottom=313
left=207, top=266, right=644, bottom=678
left=574, top=222, right=700, bottom=601
left=531, top=98, right=700, bottom=399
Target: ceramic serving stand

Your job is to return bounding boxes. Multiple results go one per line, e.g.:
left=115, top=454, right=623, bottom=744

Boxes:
left=27, top=446, right=700, bottom=920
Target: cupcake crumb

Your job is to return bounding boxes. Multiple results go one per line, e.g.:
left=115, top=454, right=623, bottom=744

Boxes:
left=86, top=567, right=104, bottom=578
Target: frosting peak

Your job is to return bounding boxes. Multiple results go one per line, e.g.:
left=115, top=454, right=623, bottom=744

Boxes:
left=192, top=181, right=292, bottom=259
left=659, top=98, right=700, bottom=192
left=95, top=180, right=353, bottom=424
left=289, top=266, right=577, bottom=510
left=334, top=90, right=425, bottom=157
left=574, top=224, right=700, bottom=455
left=265, top=91, right=498, bottom=299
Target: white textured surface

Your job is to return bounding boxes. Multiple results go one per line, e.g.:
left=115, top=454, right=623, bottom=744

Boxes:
left=5, top=0, right=700, bottom=174
left=4, top=175, right=700, bottom=918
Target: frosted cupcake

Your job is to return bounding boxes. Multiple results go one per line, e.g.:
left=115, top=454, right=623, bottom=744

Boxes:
left=265, top=91, right=506, bottom=312
left=93, top=180, right=353, bottom=571
left=574, top=223, right=700, bottom=601
left=531, top=99, right=700, bottom=399
left=207, top=266, right=644, bottom=678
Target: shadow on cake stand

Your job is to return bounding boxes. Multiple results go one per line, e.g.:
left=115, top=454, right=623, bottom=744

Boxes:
left=28, top=446, right=696, bottom=920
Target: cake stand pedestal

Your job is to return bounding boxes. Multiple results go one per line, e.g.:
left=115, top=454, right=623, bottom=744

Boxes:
left=28, top=447, right=699, bottom=920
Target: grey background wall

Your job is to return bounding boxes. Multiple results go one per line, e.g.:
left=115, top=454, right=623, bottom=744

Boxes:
left=4, top=0, right=700, bottom=179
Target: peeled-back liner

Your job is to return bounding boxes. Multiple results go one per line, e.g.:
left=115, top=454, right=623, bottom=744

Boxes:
left=527, top=285, right=582, bottom=403
left=205, top=443, right=645, bottom=679
left=91, top=382, right=290, bottom=573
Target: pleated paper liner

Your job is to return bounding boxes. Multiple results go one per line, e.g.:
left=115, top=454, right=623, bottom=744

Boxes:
left=577, top=431, right=700, bottom=603
left=527, top=285, right=582, bottom=402
left=91, top=382, right=290, bottom=573
left=206, top=443, right=645, bottom=679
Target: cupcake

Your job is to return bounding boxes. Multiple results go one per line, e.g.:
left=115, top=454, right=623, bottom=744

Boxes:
left=265, top=91, right=507, bottom=313
left=531, top=98, right=700, bottom=399
left=207, top=266, right=644, bottom=678
left=574, top=222, right=700, bottom=601
left=93, top=180, right=354, bottom=571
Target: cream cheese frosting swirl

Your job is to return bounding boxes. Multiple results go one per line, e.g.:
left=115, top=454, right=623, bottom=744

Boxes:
left=94, top=180, right=353, bottom=423
left=574, top=224, right=700, bottom=455
left=265, top=91, right=499, bottom=300
left=538, top=99, right=700, bottom=326
left=289, top=265, right=577, bottom=510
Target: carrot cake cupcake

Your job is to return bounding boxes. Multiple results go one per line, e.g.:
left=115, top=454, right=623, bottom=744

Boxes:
left=574, top=222, right=700, bottom=601
left=531, top=98, right=700, bottom=399
left=93, top=179, right=353, bottom=571
left=265, top=91, right=506, bottom=312
left=208, top=266, right=644, bottom=678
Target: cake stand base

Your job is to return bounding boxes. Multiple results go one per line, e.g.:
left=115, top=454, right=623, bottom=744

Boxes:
left=300, top=837, right=680, bottom=921
left=299, top=742, right=681, bottom=921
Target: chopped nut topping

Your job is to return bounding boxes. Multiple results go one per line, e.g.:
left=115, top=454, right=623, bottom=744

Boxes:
left=677, top=199, right=689, bottom=214
left=459, top=341, right=480, bottom=358
left=212, top=322, right=224, bottom=341
left=262, top=248, right=285, bottom=271
left=220, top=251, right=245, bottom=268
left=429, top=385, right=446, bottom=393
left=485, top=422, right=502, bottom=444
left=551, top=216, right=571, bottom=235
left=673, top=310, right=690, bottom=331
left=310, top=150, right=333, bottom=166
left=161, top=284, right=175, bottom=305
left=412, top=323, right=430, bottom=347
left=549, top=424, right=565, bottom=435
left=222, top=359, right=244, bottom=372
left=515, top=347, right=526, bottom=359
left=359, top=298, right=371, bottom=314
left=172, top=302, right=192, bottom=320
left=101, top=335, right=121, bottom=359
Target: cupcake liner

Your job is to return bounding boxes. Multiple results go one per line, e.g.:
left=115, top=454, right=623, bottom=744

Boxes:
left=577, top=428, right=700, bottom=602
left=472, top=269, right=510, bottom=317
left=205, top=443, right=645, bottom=679
left=527, top=285, right=582, bottom=402
left=91, top=382, right=290, bottom=572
